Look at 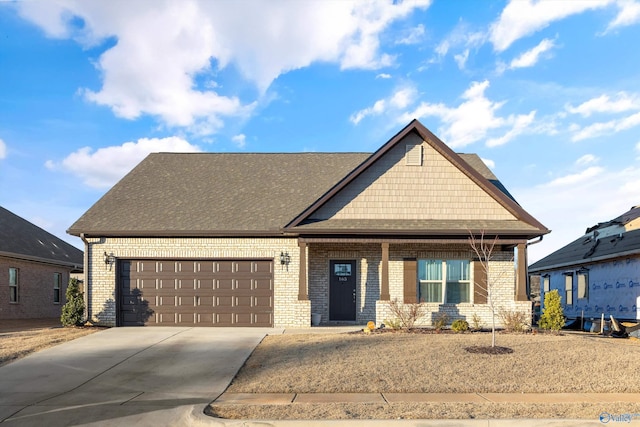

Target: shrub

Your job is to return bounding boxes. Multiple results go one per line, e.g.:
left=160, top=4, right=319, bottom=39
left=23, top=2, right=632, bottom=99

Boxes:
left=471, top=313, right=483, bottom=331
left=451, top=319, right=469, bottom=333
left=383, top=318, right=402, bottom=330
left=433, top=313, right=449, bottom=331
left=499, top=309, right=529, bottom=333
left=539, top=290, right=565, bottom=332
left=61, top=278, right=85, bottom=327
left=387, top=299, right=425, bottom=329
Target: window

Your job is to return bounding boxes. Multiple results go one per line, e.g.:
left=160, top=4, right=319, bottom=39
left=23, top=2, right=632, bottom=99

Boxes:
left=565, top=274, right=573, bottom=306
left=9, top=268, right=19, bottom=303
left=543, top=275, right=550, bottom=293
left=577, top=271, right=588, bottom=299
left=54, top=273, right=62, bottom=304
left=418, top=259, right=470, bottom=303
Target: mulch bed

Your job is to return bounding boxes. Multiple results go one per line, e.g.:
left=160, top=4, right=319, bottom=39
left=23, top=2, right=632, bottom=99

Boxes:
left=464, top=345, right=514, bottom=354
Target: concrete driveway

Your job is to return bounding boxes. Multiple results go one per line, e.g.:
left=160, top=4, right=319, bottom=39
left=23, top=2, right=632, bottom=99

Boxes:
left=0, top=327, right=275, bottom=426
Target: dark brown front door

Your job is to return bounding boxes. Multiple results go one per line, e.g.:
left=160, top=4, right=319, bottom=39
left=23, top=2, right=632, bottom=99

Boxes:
left=119, top=259, right=273, bottom=326
left=329, top=260, right=356, bottom=321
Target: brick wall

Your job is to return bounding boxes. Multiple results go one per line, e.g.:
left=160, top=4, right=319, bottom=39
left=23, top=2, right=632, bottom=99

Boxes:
left=0, top=255, right=71, bottom=319
left=85, top=237, right=308, bottom=327
left=85, top=237, right=530, bottom=329
left=307, top=242, right=530, bottom=328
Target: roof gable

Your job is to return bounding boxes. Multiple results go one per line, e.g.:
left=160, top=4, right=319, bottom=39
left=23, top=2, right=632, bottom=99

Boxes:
left=286, top=120, right=548, bottom=236
left=0, top=206, right=83, bottom=267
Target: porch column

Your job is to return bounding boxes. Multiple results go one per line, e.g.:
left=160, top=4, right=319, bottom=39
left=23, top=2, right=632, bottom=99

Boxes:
left=298, top=241, right=308, bottom=300
left=515, top=243, right=528, bottom=301
left=380, top=242, right=390, bottom=300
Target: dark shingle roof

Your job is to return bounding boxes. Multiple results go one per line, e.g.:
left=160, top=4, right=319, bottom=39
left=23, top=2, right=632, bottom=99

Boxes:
left=69, top=121, right=545, bottom=238
left=530, top=205, right=640, bottom=272
left=0, top=206, right=83, bottom=268
left=68, top=153, right=370, bottom=236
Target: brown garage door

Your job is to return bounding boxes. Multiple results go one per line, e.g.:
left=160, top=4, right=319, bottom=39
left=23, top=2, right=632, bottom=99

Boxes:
left=119, top=259, right=273, bottom=326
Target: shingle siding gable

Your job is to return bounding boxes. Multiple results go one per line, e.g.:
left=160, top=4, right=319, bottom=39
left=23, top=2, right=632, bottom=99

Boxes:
left=310, top=133, right=517, bottom=222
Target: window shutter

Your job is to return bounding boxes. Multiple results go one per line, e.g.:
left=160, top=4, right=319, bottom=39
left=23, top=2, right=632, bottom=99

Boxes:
left=403, top=258, right=417, bottom=303
left=473, top=261, right=487, bottom=304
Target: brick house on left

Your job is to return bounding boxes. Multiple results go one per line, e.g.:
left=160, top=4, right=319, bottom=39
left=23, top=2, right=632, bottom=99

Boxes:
left=0, top=206, right=84, bottom=319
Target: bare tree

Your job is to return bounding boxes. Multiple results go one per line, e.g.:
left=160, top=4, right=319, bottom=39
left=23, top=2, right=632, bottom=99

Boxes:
left=468, top=230, right=512, bottom=348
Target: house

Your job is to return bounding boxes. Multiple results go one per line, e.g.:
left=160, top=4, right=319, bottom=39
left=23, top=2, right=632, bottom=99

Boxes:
left=530, top=205, right=640, bottom=322
left=0, top=206, right=83, bottom=319
left=67, top=120, right=549, bottom=328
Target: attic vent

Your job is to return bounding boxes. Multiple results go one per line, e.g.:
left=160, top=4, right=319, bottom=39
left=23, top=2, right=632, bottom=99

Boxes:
left=405, top=144, right=422, bottom=166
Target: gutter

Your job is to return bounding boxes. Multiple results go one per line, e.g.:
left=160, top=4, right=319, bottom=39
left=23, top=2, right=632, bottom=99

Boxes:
left=529, top=248, right=640, bottom=273
left=0, top=250, right=82, bottom=270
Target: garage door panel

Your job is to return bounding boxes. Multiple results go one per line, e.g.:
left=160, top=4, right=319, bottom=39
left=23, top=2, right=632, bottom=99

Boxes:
left=253, top=278, right=273, bottom=291
left=236, top=279, right=252, bottom=290
left=120, top=259, right=273, bottom=327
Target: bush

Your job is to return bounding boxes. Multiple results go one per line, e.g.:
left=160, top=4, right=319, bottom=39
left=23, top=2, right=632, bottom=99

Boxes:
left=433, top=313, right=449, bottom=331
left=451, top=319, right=469, bottom=333
left=387, top=299, right=425, bottom=329
left=539, top=289, right=565, bottom=332
left=383, top=318, right=402, bottom=330
left=471, top=313, right=483, bottom=331
left=61, top=278, right=85, bottom=327
left=499, top=309, right=529, bottom=332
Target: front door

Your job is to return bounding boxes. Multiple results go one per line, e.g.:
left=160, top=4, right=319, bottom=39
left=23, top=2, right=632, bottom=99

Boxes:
left=329, top=260, right=356, bottom=321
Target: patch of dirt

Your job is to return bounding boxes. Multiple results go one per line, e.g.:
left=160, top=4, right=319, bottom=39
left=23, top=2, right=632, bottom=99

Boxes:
left=0, top=319, right=103, bottom=367
left=464, top=345, right=514, bottom=354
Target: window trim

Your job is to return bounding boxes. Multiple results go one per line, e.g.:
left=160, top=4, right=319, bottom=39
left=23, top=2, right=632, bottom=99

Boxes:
left=577, top=269, right=589, bottom=300
left=542, top=274, right=550, bottom=293
left=418, top=259, right=472, bottom=304
left=53, top=272, right=62, bottom=304
left=564, top=273, right=573, bottom=306
left=9, top=267, right=19, bottom=303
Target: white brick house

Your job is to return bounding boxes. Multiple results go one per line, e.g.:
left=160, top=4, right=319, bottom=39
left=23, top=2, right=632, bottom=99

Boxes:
left=68, top=120, right=548, bottom=328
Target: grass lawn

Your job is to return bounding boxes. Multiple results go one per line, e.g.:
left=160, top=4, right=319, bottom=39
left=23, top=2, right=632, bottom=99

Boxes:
left=211, top=330, right=640, bottom=420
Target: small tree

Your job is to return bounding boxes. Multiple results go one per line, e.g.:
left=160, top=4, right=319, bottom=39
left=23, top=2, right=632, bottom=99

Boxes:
left=539, top=289, right=564, bottom=332
left=61, top=278, right=85, bottom=327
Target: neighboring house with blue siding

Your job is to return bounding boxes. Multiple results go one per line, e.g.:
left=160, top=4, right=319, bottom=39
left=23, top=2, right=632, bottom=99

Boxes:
left=530, top=205, right=640, bottom=322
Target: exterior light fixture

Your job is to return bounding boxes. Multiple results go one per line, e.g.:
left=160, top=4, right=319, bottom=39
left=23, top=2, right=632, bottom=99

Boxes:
left=104, top=252, right=116, bottom=270
left=279, top=251, right=290, bottom=270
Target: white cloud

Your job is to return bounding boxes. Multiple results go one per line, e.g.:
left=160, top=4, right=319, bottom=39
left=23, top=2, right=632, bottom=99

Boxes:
left=566, top=92, right=640, bottom=117
left=232, top=134, right=246, bottom=149
left=509, top=38, right=556, bottom=69
left=575, top=154, right=598, bottom=165
left=350, top=86, right=417, bottom=125
left=396, top=24, right=425, bottom=45
left=376, top=73, right=392, bottom=79
left=46, top=137, right=201, bottom=188
left=454, top=49, right=469, bottom=69
left=399, top=80, right=536, bottom=148
left=571, top=111, right=640, bottom=141
left=486, top=110, right=536, bottom=147
left=432, top=23, right=485, bottom=63
left=489, top=0, right=613, bottom=52
left=606, top=0, right=640, bottom=31
left=0, top=138, right=6, bottom=159
left=481, top=157, right=495, bottom=169
left=17, top=0, right=431, bottom=135
left=515, top=164, right=640, bottom=263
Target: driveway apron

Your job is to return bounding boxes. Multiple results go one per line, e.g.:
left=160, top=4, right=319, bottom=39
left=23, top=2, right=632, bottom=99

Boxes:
left=0, top=327, right=272, bottom=426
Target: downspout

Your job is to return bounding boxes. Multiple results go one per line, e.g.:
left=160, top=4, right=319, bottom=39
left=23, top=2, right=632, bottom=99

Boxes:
left=80, top=233, right=90, bottom=323
left=525, top=236, right=544, bottom=300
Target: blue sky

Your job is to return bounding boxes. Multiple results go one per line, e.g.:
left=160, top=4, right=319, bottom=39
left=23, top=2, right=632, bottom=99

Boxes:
left=1, top=0, right=640, bottom=263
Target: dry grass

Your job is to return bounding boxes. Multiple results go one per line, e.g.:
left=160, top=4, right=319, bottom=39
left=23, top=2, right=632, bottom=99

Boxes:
left=0, top=318, right=101, bottom=367
left=212, top=330, right=640, bottom=420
